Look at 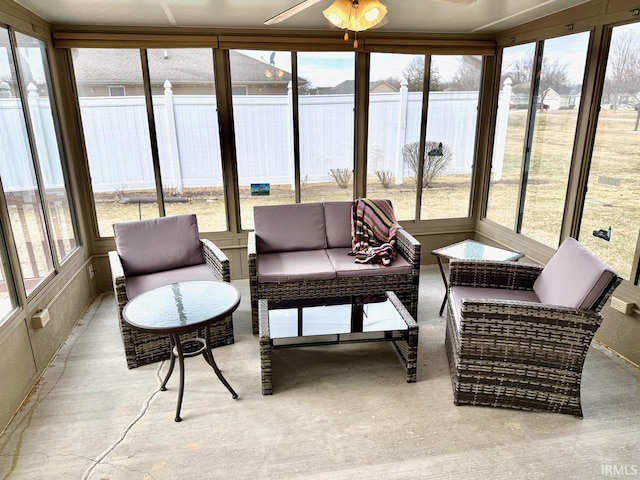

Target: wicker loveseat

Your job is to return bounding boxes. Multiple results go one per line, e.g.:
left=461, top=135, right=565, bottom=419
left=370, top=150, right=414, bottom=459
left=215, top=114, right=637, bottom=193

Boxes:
left=109, top=214, right=234, bottom=369
left=445, top=237, right=621, bottom=416
left=248, top=201, right=421, bottom=334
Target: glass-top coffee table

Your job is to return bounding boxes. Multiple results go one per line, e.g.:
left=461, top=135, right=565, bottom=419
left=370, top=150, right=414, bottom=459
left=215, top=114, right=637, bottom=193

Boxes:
left=258, top=291, right=418, bottom=395
left=431, top=240, right=524, bottom=316
left=123, top=280, right=240, bottom=422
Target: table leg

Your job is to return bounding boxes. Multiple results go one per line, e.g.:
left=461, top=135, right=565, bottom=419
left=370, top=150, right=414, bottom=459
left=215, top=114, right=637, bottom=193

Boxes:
left=160, top=335, right=176, bottom=391
left=172, top=333, right=186, bottom=422
left=405, top=325, right=418, bottom=383
left=436, top=256, right=449, bottom=316
left=204, top=326, right=238, bottom=400
left=259, top=336, right=272, bottom=395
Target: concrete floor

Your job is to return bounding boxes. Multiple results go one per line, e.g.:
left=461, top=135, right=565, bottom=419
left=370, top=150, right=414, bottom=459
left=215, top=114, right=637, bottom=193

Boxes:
left=1, top=266, right=639, bottom=479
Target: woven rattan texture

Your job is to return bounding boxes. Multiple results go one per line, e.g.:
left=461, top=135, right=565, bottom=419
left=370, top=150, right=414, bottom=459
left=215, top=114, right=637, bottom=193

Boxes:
left=109, top=240, right=234, bottom=369
left=248, top=228, right=421, bottom=335
left=445, top=259, right=621, bottom=416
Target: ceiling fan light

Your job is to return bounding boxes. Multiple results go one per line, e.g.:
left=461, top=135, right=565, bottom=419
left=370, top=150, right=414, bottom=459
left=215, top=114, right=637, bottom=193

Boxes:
left=364, top=7, right=379, bottom=22
left=358, top=0, right=387, bottom=28
left=323, top=0, right=353, bottom=29
left=323, top=0, right=388, bottom=32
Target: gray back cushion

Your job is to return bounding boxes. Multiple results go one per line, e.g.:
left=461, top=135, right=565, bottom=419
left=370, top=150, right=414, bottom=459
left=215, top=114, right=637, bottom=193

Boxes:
left=324, top=201, right=353, bottom=248
left=254, top=203, right=326, bottom=253
left=113, top=214, right=203, bottom=276
left=532, top=237, right=615, bottom=310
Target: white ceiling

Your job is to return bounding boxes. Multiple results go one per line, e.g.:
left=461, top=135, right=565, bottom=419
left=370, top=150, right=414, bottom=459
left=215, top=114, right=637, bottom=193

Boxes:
left=14, top=0, right=591, bottom=33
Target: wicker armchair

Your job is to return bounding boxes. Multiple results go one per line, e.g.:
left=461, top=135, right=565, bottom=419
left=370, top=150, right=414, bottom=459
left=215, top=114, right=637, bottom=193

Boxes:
left=109, top=214, right=233, bottom=369
left=445, top=238, right=621, bottom=416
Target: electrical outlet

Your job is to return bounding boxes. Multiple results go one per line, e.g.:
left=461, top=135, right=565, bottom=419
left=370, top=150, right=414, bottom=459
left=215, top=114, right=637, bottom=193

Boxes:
left=32, top=308, right=50, bottom=329
left=610, top=296, right=634, bottom=315
left=87, top=264, right=94, bottom=280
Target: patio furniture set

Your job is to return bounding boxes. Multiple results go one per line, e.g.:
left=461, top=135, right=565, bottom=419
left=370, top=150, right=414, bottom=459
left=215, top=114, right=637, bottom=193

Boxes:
left=109, top=203, right=620, bottom=421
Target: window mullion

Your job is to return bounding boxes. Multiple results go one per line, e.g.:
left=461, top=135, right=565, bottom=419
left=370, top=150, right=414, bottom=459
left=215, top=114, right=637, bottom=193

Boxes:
left=515, top=40, right=545, bottom=233
left=291, top=52, right=301, bottom=204
left=140, top=49, right=165, bottom=217
left=415, top=54, right=431, bottom=221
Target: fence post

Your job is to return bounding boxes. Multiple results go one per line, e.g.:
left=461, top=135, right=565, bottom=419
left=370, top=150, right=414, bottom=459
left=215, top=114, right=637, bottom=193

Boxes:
left=492, top=78, right=512, bottom=182
left=394, top=78, right=409, bottom=185
left=163, top=80, right=183, bottom=194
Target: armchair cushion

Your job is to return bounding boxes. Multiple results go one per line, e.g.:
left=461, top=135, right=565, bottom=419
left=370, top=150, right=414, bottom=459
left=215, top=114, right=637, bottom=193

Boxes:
left=449, top=286, right=540, bottom=330
left=254, top=203, right=326, bottom=253
left=125, top=264, right=216, bottom=300
left=113, top=214, right=203, bottom=276
left=532, top=237, right=615, bottom=310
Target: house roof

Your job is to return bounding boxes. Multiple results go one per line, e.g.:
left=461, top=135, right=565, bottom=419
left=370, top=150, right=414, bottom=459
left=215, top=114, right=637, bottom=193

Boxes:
left=548, top=85, right=582, bottom=96
left=71, top=49, right=292, bottom=86
left=312, top=79, right=399, bottom=95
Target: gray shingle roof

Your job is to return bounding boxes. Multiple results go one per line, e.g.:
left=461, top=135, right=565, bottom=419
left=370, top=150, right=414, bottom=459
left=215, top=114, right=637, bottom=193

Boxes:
left=71, top=48, right=292, bottom=85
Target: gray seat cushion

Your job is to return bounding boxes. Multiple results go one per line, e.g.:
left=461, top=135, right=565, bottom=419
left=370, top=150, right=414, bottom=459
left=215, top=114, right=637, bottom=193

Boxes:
left=450, top=286, right=541, bottom=331
left=532, top=237, right=615, bottom=310
left=254, top=203, right=327, bottom=253
left=257, top=250, right=336, bottom=283
left=114, top=214, right=203, bottom=276
left=324, top=201, right=353, bottom=249
left=325, top=248, right=412, bottom=277
left=125, top=264, right=215, bottom=300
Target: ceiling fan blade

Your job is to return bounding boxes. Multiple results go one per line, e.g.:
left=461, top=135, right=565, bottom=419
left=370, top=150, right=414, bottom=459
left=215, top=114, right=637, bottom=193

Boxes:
left=264, top=0, right=324, bottom=25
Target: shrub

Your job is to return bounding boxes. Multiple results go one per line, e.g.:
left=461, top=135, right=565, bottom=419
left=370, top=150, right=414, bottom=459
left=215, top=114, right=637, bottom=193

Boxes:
left=375, top=170, right=395, bottom=188
left=329, top=168, right=352, bottom=189
left=403, top=141, right=452, bottom=188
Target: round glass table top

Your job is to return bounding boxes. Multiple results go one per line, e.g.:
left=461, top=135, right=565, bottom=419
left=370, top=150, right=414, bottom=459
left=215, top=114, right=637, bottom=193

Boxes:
left=123, top=281, right=240, bottom=333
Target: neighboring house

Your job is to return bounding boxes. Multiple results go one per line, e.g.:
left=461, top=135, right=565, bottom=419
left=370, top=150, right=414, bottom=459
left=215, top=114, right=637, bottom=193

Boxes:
left=509, top=81, right=582, bottom=110
left=71, top=49, right=295, bottom=96
left=541, top=86, right=582, bottom=110
left=311, top=79, right=399, bottom=95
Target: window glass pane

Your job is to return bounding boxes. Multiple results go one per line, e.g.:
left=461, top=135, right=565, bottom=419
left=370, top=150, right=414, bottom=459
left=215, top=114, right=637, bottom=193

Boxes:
left=579, top=22, right=640, bottom=281
left=0, top=28, right=54, bottom=294
left=15, top=33, right=78, bottom=263
left=146, top=48, right=227, bottom=232
left=230, top=50, right=294, bottom=230
left=520, top=32, right=590, bottom=246
left=421, top=55, right=482, bottom=219
left=485, top=43, right=536, bottom=228
left=72, top=48, right=156, bottom=237
left=0, top=33, right=19, bottom=316
left=298, top=51, right=355, bottom=203
left=366, top=53, right=423, bottom=221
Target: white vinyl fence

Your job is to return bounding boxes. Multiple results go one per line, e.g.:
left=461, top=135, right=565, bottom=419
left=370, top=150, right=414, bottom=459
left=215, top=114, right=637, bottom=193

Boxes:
left=0, top=81, right=512, bottom=194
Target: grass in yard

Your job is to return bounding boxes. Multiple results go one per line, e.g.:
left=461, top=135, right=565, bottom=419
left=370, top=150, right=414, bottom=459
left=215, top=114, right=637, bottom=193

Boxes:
left=90, top=109, right=639, bottom=279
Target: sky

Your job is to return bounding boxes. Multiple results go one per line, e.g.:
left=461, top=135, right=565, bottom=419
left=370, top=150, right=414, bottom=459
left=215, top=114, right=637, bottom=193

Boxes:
left=240, top=49, right=461, bottom=88
left=502, top=31, right=591, bottom=85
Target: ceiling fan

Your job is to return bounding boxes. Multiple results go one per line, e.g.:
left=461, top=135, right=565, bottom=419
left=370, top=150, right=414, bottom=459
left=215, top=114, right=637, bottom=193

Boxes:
left=264, top=0, right=478, bottom=26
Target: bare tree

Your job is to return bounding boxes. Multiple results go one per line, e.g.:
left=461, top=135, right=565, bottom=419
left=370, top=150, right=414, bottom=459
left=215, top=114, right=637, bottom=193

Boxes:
left=450, top=55, right=482, bottom=90
left=603, top=28, right=640, bottom=129
left=380, top=76, right=402, bottom=90
left=402, top=57, right=442, bottom=92
left=504, top=53, right=570, bottom=109
left=402, top=141, right=451, bottom=188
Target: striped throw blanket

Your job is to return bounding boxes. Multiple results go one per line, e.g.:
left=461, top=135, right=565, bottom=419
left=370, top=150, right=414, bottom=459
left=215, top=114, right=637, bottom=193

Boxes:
left=351, top=198, right=400, bottom=266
